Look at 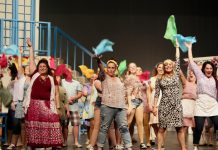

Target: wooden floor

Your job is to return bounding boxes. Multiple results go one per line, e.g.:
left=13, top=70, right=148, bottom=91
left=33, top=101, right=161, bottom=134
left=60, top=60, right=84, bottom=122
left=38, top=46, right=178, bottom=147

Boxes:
left=1, top=131, right=218, bottom=149
left=64, top=131, right=218, bottom=150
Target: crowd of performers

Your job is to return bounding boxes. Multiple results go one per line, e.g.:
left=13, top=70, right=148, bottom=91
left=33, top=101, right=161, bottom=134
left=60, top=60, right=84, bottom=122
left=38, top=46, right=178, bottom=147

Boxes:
left=0, top=38, right=218, bottom=150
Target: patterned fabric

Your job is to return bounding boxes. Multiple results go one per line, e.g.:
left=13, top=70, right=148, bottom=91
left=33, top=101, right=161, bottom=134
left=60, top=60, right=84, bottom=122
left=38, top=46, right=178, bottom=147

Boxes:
left=189, top=60, right=217, bottom=99
left=25, top=99, right=63, bottom=148
left=15, top=101, right=24, bottom=118
left=82, top=84, right=98, bottom=119
left=155, top=57, right=183, bottom=128
left=69, top=111, right=80, bottom=126
left=101, top=75, right=126, bottom=109
left=124, top=74, right=145, bottom=101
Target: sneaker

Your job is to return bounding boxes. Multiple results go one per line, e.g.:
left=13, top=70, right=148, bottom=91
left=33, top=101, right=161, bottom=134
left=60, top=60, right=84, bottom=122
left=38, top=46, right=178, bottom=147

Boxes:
left=116, top=144, right=124, bottom=150
left=193, top=146, right=199, bottom=150
left=62, top=142, right=67, bottom=147
left=7, top=144, right=15, bottom=150
left=87, top=145, right=94, bottom=150
left=86, top=144, right=93, bottom=149
left=109, top=145, right=116, bottom=150
left=75, top=143, right=82, bottom=148
left=140, top=143, right=147, bottom=149
left=86, top=139, right=90, bottom=145
left=150, top=140, right=155, bottom=145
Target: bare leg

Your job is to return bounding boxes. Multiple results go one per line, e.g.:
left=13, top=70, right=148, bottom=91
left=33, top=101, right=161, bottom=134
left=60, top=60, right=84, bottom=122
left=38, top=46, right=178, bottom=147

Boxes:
left=143, top=112, right=151, bottom=146
left=21, top=123, right=27, bottom=149
left=63, top=125, right=68, bottom=145
left=176, top=127, right=187, bottom=150
left=73, top=125, right=80, bottom=144
left=90, top=107, right=101, bottom=146
left=135, top=105, right=144, bottom=144
left=157, top=128, right=166, bottom=150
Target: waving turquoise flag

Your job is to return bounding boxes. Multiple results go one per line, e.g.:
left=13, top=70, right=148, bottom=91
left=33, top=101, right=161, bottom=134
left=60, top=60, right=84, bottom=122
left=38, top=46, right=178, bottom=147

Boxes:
left=92, top=39, right=114, bottom=55
left=164, top=15, right=177, bottom=47
left=174, top=34, right=196, bottom=53
left=1, top=44, right=19, bottom=55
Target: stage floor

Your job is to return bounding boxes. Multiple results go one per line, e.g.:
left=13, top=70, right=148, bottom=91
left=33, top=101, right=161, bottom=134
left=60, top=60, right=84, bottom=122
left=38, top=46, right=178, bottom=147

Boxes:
left=1, top=131, right=217, bottom=149
left=65, top=131, right=217, bottom=150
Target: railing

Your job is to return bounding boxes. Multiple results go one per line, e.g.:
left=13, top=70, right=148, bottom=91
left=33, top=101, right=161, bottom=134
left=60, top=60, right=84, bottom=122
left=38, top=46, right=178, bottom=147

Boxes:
left=0, top=19, right=96, bottom=69
left=51, top=26, right=94, bottom=70
left=0, top=18, right=51, bottom=56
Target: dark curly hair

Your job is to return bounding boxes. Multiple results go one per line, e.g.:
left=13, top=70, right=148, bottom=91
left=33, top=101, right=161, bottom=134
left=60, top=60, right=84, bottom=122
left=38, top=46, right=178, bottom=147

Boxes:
left=31, top=58, right=52, bottom=76
left=8, top=63, right=18, bottom=80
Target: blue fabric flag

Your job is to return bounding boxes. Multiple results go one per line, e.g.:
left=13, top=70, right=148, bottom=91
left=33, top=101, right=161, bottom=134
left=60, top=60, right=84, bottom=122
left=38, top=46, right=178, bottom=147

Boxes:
left=1, top=44, right=19, bottom=55
left=174, top=34, right=196, bottom=53
left=92, top=39, right=114, bottom=55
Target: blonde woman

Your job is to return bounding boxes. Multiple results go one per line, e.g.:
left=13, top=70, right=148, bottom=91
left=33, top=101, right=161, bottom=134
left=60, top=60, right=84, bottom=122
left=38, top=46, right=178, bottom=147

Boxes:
left=125, top=63, right=146, bottom=149
left=153, top=42, right=186, bottom=150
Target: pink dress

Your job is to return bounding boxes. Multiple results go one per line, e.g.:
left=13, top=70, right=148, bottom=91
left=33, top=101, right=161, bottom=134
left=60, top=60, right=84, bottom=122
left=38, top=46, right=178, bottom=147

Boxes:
left=181, top=81, right=197, bottom=127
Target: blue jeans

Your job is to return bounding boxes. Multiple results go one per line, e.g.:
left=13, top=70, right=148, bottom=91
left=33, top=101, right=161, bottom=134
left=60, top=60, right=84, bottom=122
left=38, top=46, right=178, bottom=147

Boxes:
left=97, top=105, right=132, bottom=148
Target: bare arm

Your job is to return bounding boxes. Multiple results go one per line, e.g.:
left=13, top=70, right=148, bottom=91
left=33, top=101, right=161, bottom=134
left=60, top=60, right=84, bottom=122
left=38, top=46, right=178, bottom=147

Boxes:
left=175, top=39, right=180, bottom=59
left=94, top=80, right=102, bottom=91
left=179, top=70, right=187, bottom=86
left=186, top=42, right=193, bottom=62
left=26, top=38, right=36, bottom=74
left=146, top=84, right=151, bottom=105
left=69, top=91, right=83, bottom=104
left=18, top=46, right=24, bottom=75
left=94, top=55, right=105, bottom=81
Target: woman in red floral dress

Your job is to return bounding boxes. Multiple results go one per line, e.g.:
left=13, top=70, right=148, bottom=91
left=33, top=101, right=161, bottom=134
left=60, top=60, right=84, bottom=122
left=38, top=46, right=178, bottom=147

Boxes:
left=23, top=38, right=63, bottom=149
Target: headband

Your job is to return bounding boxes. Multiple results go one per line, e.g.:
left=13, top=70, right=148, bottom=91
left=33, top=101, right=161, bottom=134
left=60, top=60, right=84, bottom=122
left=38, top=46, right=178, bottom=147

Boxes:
left=107, top=60, right=118, bottom=67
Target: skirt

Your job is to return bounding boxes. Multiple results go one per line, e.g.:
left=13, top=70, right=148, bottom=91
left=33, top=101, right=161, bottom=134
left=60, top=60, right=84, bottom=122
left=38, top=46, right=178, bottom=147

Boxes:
left=25, top=99, right=63, bottom=148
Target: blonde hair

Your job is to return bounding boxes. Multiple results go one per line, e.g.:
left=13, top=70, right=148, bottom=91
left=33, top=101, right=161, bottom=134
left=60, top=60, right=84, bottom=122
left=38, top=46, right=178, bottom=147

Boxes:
left=162, top=59, right=175, bottom=79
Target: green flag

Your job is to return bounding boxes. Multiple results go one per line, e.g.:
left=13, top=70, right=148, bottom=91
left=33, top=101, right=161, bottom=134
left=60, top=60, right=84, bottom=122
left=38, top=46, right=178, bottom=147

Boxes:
left=164, top=15, right=177, bottom=47
left=118, top=60, right=127, bottom=76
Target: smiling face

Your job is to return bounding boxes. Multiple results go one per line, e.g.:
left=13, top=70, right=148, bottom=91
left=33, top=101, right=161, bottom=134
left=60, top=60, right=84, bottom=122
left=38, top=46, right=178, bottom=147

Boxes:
left=128, top=63, right=137, bottom=75
left=204, top=64, right=213, bottom=78
left=136, top=67, right=142, bottom=76
left=38, top=62, right=48, bottom=75
left=163, top=59, right=174, bottom=74
left=157, top=63, right=164, bottom=75
left=107, top=62, right=117, bottom=77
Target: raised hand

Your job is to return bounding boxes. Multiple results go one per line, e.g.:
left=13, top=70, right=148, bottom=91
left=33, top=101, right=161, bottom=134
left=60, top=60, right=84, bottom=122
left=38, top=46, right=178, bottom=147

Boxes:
left=93, top=54, right=102, bottom=60
left=26, top=38, right=32, bottom=47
